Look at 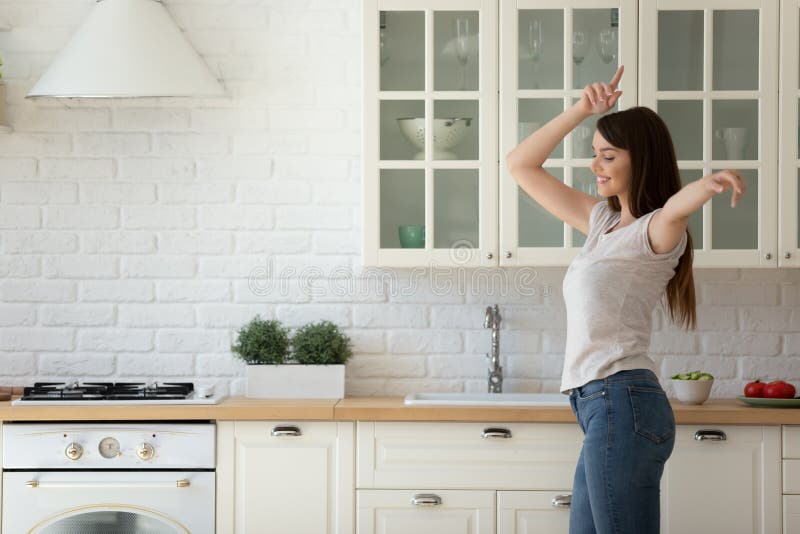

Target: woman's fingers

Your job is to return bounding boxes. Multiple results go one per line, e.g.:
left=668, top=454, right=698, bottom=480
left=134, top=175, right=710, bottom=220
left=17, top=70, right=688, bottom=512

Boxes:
left=609, top=64, right=624, bottom=89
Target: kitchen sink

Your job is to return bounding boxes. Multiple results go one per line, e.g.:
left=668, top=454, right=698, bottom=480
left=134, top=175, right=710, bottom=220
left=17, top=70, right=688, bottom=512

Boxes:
left=403, top=392, right=570, bottom=406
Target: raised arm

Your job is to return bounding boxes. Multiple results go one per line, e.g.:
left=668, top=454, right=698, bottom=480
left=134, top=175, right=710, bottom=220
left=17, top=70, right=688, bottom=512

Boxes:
left=505, top=66, right=624, bottom=235
left=649, top=170, right=746, bottom=254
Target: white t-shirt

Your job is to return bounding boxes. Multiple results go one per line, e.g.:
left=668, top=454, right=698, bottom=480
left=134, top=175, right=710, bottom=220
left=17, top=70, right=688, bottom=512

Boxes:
left=560, top=200, right=688, bottom=394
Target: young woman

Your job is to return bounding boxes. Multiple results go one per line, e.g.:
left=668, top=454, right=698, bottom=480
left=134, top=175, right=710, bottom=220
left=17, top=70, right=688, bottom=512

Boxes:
left=505, top=65, right=745, bottom=533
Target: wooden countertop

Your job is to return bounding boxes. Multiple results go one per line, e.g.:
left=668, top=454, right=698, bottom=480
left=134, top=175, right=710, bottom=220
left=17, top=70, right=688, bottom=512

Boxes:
left=0, top=396, right=797, bottom=424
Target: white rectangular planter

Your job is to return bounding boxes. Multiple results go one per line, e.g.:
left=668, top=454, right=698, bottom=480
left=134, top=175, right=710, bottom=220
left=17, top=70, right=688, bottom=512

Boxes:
left=246, top=364, right=345, bottom=399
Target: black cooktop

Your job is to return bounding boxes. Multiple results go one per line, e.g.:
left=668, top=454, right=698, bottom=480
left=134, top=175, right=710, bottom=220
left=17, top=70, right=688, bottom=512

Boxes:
left=19, top=382, right=195, bottom=401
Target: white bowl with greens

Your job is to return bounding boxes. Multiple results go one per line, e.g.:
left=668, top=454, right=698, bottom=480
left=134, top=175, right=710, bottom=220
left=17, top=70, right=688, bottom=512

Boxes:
left=670, top=371, right=714, bottom=405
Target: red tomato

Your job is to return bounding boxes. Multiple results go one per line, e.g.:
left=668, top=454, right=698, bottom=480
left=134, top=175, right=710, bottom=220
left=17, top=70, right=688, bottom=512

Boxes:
left=744, top=379, right=765, bottom=398
left=762, top=380, right=796, bottom=399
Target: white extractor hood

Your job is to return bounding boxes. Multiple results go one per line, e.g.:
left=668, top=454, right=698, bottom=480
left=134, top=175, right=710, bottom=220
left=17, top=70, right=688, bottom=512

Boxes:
left=27, top=0, right=225, bottom=98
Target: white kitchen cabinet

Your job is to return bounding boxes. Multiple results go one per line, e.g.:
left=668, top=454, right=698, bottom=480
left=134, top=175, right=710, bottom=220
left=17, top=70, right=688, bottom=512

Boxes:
left=498, top=0, right=637, bottom=266
left=216, top=421, right=354, bottom=534
left=640, top=0, right=779, bottom=267
left=357, top=489, right=495, bottom=534
left=356, top=421, right=582, bottom=489
left=780, top=0, right=800, bottom=267
left=497, top=491, right=571, bottom=533
left=362, top=0, right=499, bottom=267
left=784, top=426, right=800, bottom=533
left=660, top=424, right=781, bottom=534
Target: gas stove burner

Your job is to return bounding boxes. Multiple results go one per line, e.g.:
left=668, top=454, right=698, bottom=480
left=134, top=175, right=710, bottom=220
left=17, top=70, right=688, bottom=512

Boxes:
left=14, top=382, right=219, bottom=404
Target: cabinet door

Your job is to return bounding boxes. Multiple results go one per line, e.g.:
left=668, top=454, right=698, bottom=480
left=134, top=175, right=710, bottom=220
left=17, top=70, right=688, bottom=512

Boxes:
left=640, top=0, right=779, bottom=267
left=497, top=491, right=571, bottom=534
left=499, top=0, right=637, bottom=266
left=660, top=425, right=781, bottom=534
left=357, top=489, right=495, bottom=534
left=363, top=0, right=498, bottom=267
left=779, top=0, right=800, bottom=267
left=216, top=421, right=354, bottom=534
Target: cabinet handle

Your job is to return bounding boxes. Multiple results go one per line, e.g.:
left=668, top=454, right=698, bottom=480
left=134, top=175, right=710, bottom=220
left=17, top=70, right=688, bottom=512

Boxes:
left=487, top=252, right=493, bottom=260
left=694, top=429, right=726, bottom=441
left=271, top=425, right=302, bottom=437
left=505, top=251, right=512, bottom=259
left=786, top=252, right=792, bottom=259
left=765, top=253, right=772, bottom=260
left=411, top=493, right=442, bottom=506
left=482, top=427, right=512, bottom=439
left=551, top=493, right=571, bottom=508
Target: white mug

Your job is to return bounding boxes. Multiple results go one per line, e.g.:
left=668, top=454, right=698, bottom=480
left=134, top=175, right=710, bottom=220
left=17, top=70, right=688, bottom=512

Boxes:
left=714, top=127, right=748, bottom=160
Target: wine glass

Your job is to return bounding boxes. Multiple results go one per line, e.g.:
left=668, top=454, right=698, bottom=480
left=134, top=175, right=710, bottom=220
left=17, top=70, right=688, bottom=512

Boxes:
left=573, top=29, right=589, bottom=65
left=455, top=17, right=471, bottom=90
left=599, top=27, right=618, bottom=64
left=527, top=18, right=544, bottom=88
left=380, top=27, right=390, bottom=67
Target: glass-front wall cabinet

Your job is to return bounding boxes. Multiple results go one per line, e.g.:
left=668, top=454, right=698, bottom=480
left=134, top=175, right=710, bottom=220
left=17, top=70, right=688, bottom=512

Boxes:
left=779, top=0, right=800, bottom=266
left=363, top=0, right=498, bottom=267
left=500, top=0, right=636, bottom=265
left=640, top=0, right=778, bottom=267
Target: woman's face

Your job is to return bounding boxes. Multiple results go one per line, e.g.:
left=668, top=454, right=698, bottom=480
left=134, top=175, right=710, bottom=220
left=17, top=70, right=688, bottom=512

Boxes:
left=591, top=130, right=631, bottom=198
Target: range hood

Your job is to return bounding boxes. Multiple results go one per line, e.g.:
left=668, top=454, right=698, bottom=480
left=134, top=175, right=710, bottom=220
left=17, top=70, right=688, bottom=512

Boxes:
left=27, top=0, right=225, bottom=98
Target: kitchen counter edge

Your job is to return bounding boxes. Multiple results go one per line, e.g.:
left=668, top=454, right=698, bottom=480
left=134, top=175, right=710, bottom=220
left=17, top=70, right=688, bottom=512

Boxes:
left=0, top=397, right=797, bottom=424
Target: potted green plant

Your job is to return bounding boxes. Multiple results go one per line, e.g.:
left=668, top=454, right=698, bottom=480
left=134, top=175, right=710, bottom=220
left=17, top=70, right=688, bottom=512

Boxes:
left=231, top=317, right=351, bottom=399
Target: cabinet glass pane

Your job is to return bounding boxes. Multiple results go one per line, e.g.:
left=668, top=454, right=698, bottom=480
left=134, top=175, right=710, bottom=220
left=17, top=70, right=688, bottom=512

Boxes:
left=711, top=169, right=758, bottom=249
left=658, top=11, right=703, bottom=91
left=519, top=167, right=564, bottom=247
left=712, top=100, right=758, bottom=160
left=381, top=100, right=425, bottom=160
left=519, top=99, right=564, bottom=158
left=380, top=169, right=425, bottom=248
left=518, top=10, right=564, bottom=90
left=681, top=169, right=704, bottom=249
left=658, top=100, right=703, bottom=161
left=434, top=169, right=479, bottom=249
left=797, top=99, right=800, bottom=159
left=798, top=169, right=800, bottom=249
left=571, top=98, right=618, bottom=159
left=571, top=168, right=599, bottom=247
left=434, top=11, right=479, bottom=91
left=434, top=100, right=478, bottom=160
left=573, top=9, right=619, bottom=90
left=380, top=11, right=424, bottom=91
left=713, top=10, right=759, bottom=91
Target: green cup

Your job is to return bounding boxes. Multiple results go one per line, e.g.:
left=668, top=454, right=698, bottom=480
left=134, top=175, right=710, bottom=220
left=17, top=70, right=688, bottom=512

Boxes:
left=398, top=225, right=425, bottom=248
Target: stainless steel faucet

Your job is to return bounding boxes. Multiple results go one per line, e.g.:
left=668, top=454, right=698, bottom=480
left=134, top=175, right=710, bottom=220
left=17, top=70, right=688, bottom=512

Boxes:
left=484, top=304, right=502, bottom=393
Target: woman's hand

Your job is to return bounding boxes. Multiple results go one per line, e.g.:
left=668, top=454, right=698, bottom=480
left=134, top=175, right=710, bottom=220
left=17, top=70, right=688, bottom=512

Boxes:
left=579, top=65, right=624, bottom=115
left=702, top=169, right=746, bottom=207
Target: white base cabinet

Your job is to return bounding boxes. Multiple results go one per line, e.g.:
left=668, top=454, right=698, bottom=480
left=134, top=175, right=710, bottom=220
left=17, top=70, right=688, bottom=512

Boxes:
left=785, top=426, right=800, bottom=534
left=357, top=489, right=495, bottom=534
left=661, top=425, right=781, bottom=534
left=497, top=491, right=571, bottom=533
left=216, top=421, right=354, bottom=534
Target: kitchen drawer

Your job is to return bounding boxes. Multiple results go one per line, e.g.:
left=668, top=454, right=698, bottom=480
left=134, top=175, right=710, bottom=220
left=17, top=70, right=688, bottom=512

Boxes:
left=356, top=422, right=582, bottom=489
left=785, top=426, right=800, bottom=458
left=786, top=495, right=800, bottom=534
left=785, top=459, right=800, bottom=494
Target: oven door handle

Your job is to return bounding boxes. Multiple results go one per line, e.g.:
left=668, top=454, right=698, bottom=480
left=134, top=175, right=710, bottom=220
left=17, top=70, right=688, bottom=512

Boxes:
left=26, top=479, right=191, bottom=489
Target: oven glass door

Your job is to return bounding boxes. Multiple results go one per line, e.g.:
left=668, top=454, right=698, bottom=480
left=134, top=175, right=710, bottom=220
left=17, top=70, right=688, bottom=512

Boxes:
left=2, top=471, right=214, bottom=534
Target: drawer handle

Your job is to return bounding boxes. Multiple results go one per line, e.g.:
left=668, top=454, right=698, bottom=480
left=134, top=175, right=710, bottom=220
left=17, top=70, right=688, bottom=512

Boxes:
left=694, top=429, right=726, bottom=441
left=411, top=493, right=442, bottom=506
left=551, top=493, right=571, bottom=508
left=482, top=427, right=512, bottom=439
left=271, top=425, right=302, bottom=437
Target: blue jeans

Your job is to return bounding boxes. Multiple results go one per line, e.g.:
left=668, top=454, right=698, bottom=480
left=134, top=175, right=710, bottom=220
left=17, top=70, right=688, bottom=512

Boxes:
left=567, top=368, right=675, bottom=534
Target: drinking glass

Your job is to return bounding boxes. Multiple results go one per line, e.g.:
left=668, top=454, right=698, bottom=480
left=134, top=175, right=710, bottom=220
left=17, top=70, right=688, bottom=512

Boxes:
left=573, top=29, right=589, bottom=65
left=455, top=17, right=471, bottom=90
left=527, top=19, right=544, bottom=88
left=599, top=27, right=618, bottom=64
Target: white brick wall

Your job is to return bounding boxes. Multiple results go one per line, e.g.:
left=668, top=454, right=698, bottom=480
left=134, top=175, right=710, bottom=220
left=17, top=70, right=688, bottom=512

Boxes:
left=0, top=1, right=798, bottom=399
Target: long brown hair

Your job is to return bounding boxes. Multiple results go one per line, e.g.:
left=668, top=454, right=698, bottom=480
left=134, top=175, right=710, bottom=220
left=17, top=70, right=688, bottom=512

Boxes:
left=596, top=106, right=696, bottom=330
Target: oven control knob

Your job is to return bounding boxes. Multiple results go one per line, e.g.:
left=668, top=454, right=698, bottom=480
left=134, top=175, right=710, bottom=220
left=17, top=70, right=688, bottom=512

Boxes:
left=136, top=442, right=155, bottom=461
left=65, top=442, right=83, bottom=461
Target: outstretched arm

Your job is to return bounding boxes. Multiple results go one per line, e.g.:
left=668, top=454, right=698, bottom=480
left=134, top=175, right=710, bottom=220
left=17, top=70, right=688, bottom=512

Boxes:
left=648, top=170, right=746, bottom=254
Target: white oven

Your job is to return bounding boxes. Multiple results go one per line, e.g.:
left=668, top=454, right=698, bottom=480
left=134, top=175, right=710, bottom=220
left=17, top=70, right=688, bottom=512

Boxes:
left=2, top=423, right=215, bottom=534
